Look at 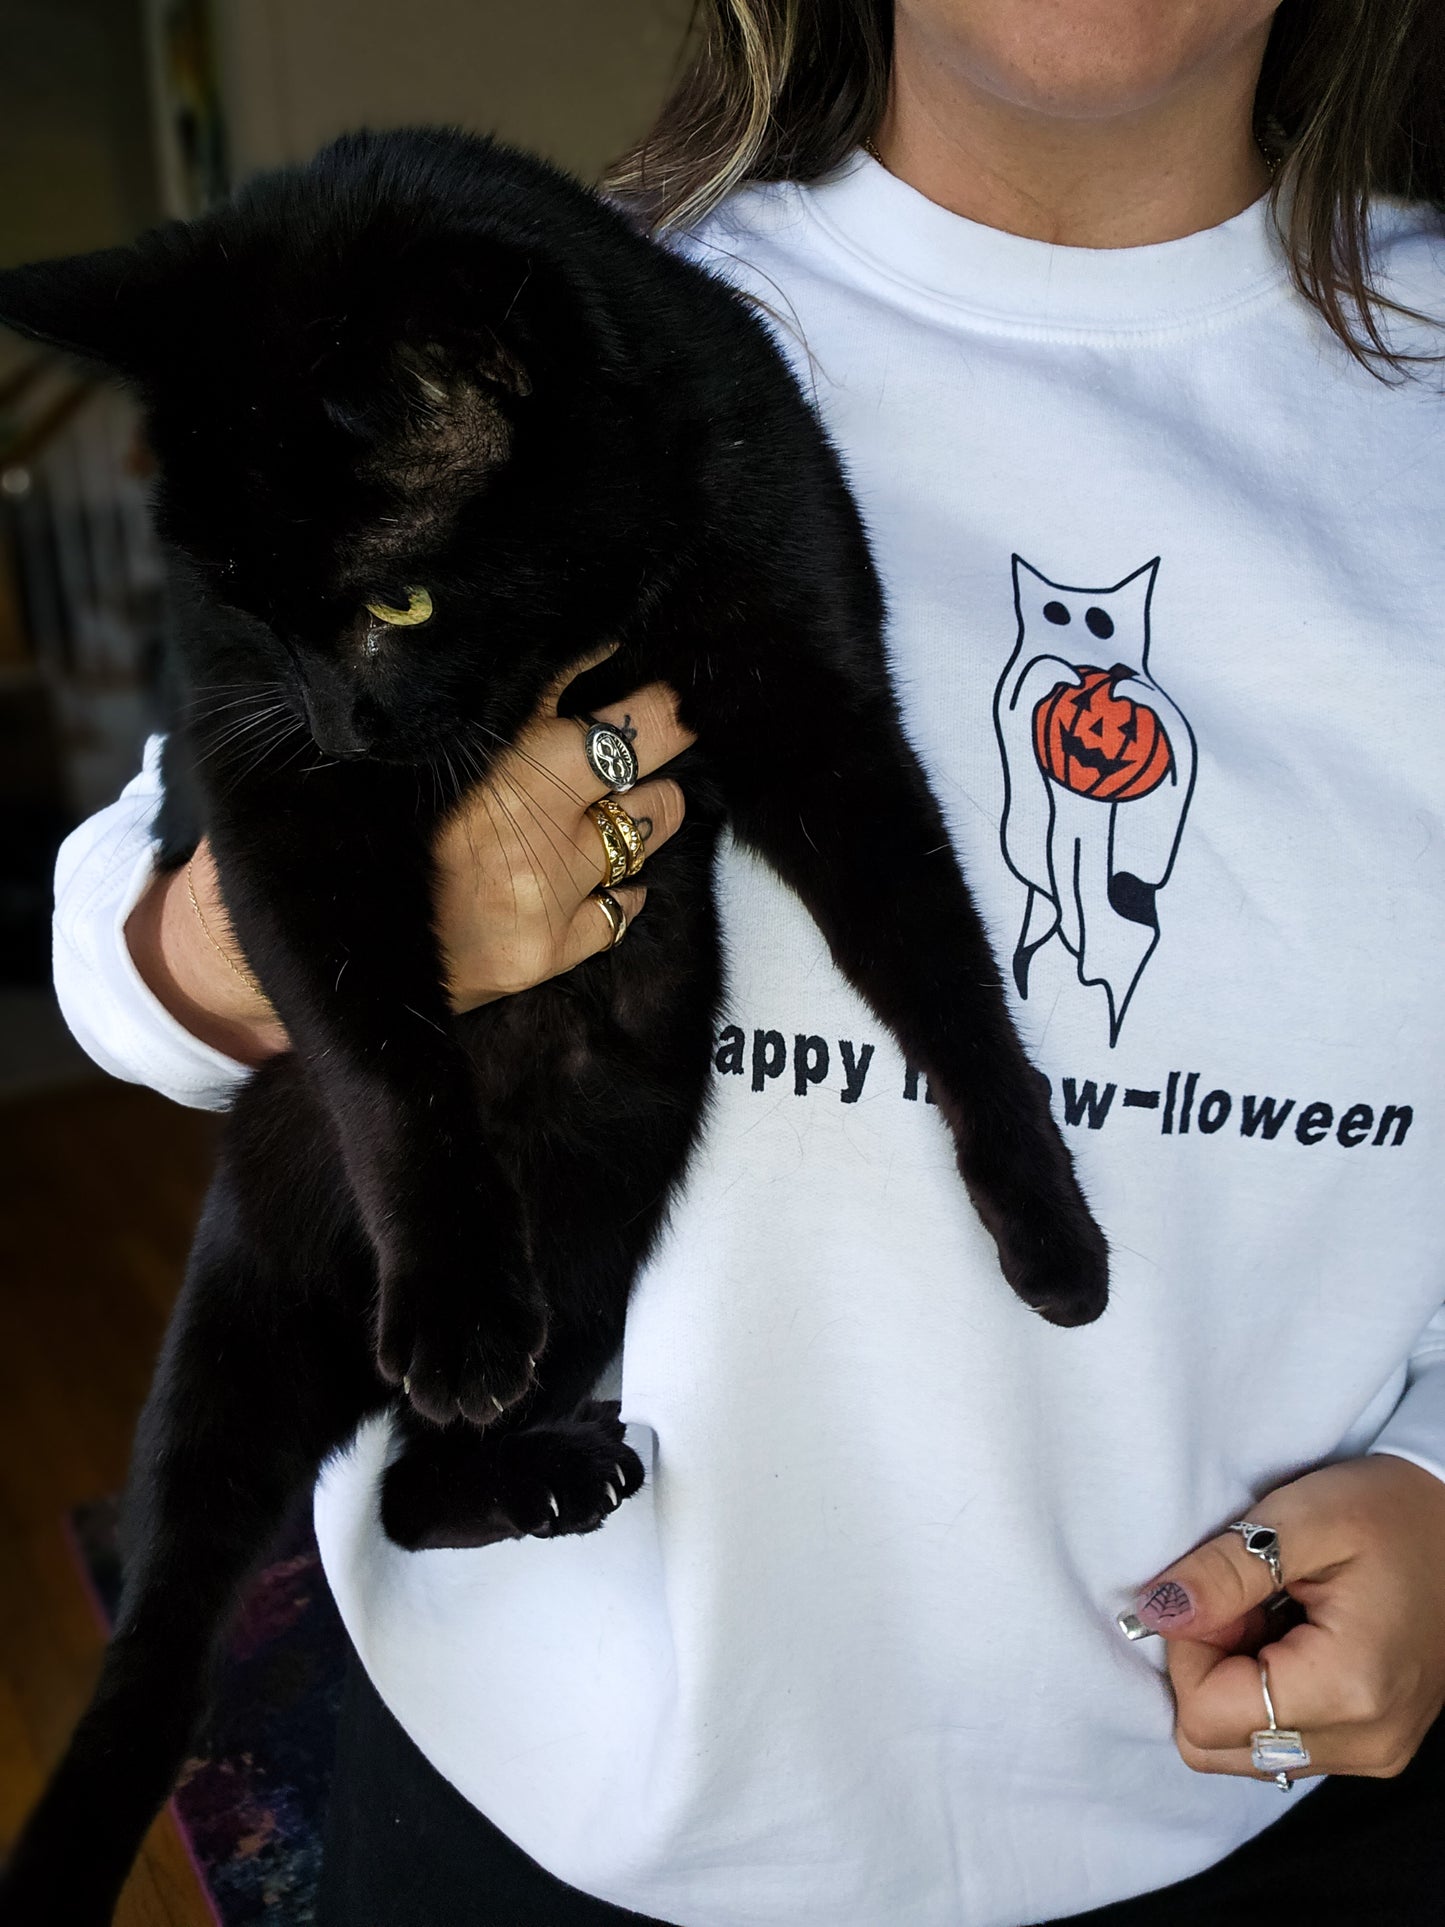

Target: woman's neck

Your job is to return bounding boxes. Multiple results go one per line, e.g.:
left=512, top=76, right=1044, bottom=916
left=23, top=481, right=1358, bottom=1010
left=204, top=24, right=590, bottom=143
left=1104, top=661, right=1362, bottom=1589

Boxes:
left=874, top=11, right=1275, bottom=249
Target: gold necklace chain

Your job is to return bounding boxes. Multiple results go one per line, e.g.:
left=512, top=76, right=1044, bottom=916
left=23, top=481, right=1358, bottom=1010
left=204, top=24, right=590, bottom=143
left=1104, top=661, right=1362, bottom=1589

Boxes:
left=186, top=856, right=269, bottom=1002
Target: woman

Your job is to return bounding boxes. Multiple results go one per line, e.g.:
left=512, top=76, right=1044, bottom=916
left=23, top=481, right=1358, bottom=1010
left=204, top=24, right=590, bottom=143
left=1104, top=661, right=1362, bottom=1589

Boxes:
left=54, top=2, right=1445, bottom=1921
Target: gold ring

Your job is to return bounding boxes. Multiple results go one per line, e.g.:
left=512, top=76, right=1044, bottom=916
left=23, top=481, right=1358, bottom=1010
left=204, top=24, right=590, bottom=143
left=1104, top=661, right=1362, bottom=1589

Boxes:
left=596, top=796, right=646, bottom=877
left=587, top=798, right=645, bottom=885
left=594, top=888, right=628, bottom=950
left=589, top=804, right=630, bottom=887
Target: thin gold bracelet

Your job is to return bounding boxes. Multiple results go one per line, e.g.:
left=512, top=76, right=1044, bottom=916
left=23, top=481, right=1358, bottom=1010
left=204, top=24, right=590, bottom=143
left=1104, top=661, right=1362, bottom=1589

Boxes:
left=185, top=857, right=269, bottom=1004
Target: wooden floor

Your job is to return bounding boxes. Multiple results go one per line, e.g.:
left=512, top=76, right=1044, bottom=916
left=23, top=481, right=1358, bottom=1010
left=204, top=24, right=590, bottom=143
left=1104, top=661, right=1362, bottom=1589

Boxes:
left=0, top=1078, right=219, bottom=1926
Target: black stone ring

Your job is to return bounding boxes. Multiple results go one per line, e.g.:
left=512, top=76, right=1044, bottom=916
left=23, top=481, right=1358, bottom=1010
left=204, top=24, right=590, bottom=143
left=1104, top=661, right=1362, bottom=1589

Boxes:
left=1229, top=1520, right=1284, bottom=1592
left=583, top=720, right=639, bottom=793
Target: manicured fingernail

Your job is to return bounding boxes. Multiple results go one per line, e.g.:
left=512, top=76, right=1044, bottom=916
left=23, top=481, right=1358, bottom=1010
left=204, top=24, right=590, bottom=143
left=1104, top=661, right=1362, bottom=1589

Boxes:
left=1128, top=1578, right=1196, bottom=1634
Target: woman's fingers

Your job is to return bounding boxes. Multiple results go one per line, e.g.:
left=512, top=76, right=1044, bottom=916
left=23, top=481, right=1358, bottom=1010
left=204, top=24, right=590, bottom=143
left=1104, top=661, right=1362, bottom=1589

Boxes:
left=432, top=650, right=692, bottom=1010
left=483, top=765, right=684, bottom=892
left=555, top=884, right=647, bottom=975
left=567, top=775, right=689, bottom=895
left=1170, top=1615, right=1428, bottom=1763
left=522, top=679, right=696, bottom=809
left=1130, top=1459, right=1445, bottom=1785
left=1167, top=1621, right=1334, bottom=1752
left=613, top=775, right=686, bottom=855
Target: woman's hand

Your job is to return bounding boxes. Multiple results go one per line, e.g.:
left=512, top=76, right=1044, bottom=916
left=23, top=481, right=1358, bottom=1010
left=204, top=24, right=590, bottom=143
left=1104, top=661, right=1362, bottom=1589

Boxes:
left=432, top=653, right=694, bottom=1012
left=127, top=652, right=696, bottom=1059
left=1125, top=1455, right=1445, bottom=1779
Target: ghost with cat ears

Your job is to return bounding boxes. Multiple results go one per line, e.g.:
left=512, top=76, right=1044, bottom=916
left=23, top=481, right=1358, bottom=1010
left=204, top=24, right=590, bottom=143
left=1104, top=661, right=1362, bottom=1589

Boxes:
left=993, top=556, right=1198, bottom=1045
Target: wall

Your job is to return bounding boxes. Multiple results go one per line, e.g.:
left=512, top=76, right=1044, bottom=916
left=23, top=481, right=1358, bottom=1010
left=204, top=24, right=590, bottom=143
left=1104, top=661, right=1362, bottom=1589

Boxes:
left=0, top=0, right=158, bottom=378
left=0, top=0, right=157, bottom=265
left=214, top=0, right=693, bottom=185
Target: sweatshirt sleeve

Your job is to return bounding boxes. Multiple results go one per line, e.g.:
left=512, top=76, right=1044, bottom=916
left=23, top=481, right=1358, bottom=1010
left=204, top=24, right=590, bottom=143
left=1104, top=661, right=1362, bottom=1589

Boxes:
left=52, top=735, right=250, bottom=1112
left=1367, top=1303, right=1445, bottom=1489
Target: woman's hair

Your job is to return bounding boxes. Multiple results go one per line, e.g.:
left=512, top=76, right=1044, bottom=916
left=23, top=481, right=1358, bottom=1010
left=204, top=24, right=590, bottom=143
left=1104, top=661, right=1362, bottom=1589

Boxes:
left=604, top=0, right=1445, bottom=365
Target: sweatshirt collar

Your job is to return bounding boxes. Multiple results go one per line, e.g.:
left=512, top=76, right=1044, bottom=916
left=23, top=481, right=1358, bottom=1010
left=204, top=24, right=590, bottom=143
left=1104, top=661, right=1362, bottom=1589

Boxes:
left=796, top=152, right=1292, bottom=338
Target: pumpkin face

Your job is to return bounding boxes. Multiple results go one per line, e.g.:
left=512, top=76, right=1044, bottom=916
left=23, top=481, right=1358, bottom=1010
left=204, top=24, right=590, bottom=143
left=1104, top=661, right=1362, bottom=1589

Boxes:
left=1033, top=665, right=1173, bottom=802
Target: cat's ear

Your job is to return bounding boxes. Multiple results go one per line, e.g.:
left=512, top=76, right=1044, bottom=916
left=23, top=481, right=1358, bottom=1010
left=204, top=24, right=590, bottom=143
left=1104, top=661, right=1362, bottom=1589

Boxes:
left=394, top=334, right=532, bottom=411
left=341, top=329, right=529, bottom=483
left=0, top=236, right=188, bottom=378
left=1106, top=557, right=1160, bottom=627
left=1012, top=554, right=1062, bottom=627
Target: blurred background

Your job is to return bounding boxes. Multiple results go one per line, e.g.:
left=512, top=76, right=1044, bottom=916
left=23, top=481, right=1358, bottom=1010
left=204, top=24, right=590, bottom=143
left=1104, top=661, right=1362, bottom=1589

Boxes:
left=0, top=5, right=689, bottom=1919
left=0, top=0, right=691, bottom=1091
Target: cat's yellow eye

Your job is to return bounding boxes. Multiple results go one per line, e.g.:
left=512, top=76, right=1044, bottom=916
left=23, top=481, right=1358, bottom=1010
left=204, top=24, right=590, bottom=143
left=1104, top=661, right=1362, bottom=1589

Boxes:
left=365, top=586, right=434, bottom=627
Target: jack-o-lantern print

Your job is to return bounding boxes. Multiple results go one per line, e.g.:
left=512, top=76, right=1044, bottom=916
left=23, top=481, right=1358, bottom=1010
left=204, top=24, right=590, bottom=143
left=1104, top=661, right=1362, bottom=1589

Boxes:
left=1033, top=665, right=1174, bottom=802
left=993, top=556, right=1197, bottom=1044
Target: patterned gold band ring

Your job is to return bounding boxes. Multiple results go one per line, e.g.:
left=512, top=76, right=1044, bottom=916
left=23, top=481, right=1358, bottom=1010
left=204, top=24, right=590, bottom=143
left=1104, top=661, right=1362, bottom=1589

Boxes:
left=594, top=888, right=629, bottom=950
left=588, top=798, right=646, bottom=887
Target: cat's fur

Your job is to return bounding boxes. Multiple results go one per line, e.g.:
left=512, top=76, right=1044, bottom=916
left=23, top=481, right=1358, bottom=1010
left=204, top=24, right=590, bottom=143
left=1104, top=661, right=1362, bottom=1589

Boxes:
left=0, top=129, right=1107, bottom=1922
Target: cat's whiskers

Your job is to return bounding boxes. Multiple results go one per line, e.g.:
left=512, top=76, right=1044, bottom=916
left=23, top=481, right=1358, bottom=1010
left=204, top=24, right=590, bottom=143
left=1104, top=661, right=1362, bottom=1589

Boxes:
left=493, top=772, right=581, bottom=938
left=465, top=785, right=522, bottom=930
left=271, top=728, right=315, bottom=778
left=186, top=696, right=275, bottom=726
left=466, top=720, right=587, bottom=810
left=443, top=743, right=466, bottom=807
left=183, top=682, right=291, bottom=729
left=423, top=741, right=463, bottom=814
left=207, top=711, right=308, bottom=789
left=458, top=723, right=581, bottom=854
left=505, top=776, right=579, bottom=873
left=192, top=703, right=294, bottom=765
left=196, top=716, right=293, bottom=769
left=452, top=737, right=495, bottom=809
left=229, top=719, right=308, bottom=789
left=490, top=775, right=573, bottom=940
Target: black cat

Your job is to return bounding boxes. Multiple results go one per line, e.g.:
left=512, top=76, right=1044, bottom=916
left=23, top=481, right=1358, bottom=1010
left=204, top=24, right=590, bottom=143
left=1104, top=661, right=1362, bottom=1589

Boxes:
left=0, top=129, right=1107, bottom=1922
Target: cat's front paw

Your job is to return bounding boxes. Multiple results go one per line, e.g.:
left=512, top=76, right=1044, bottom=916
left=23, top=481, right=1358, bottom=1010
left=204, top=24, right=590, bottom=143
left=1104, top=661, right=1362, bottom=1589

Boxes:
left=990, top=1186, right=1109, bottom=1328
left=377, top=1270, right=549, bottom=1426
left=997, top=1222, right=1109, bottom=1327
left=954, top=1096, right=1110, bottom=1327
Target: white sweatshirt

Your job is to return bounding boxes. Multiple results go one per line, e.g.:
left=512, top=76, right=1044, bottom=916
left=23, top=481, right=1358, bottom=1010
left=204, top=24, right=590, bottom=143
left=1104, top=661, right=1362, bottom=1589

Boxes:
left=53, top=158, right=1445, bottom=1927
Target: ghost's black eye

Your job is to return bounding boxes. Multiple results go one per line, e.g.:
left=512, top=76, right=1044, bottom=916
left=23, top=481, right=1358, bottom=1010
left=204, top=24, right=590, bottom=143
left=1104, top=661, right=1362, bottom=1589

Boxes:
left=1043, top=601, right=1071, bottom=625
left=1085, top=605, right=1115, bottom=639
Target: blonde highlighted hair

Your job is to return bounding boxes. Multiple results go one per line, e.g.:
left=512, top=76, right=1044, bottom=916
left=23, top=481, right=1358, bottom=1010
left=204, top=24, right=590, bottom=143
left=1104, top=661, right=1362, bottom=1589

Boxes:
left=605, top=0, right=1445, bottom=365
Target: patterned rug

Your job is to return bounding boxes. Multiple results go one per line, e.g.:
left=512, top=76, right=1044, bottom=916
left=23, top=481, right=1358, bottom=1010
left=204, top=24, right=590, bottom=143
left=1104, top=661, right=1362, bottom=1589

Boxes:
left=69, top=1500, right=344, bottom=1924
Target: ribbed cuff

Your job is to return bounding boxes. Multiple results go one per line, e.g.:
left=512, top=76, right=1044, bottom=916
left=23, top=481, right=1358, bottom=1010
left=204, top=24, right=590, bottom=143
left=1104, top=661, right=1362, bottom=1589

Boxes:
left=52, top=741, right=250, bottom=1112
left=1368, top=1343, right=1445, bottom=1489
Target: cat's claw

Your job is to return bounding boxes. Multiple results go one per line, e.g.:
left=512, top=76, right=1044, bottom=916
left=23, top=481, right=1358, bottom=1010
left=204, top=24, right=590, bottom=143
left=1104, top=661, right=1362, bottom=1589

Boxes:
left=996, top=1215, right=1110, bottom=1328
left=381, top=1400, right=646, bottom=1551
left=377, top=1268, right=549, bottom=1426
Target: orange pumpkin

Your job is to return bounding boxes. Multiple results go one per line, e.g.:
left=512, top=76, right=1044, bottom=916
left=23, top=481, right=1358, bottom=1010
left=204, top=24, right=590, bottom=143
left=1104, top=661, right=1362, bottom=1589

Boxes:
left=1033, top=666, right=1173, bottom=802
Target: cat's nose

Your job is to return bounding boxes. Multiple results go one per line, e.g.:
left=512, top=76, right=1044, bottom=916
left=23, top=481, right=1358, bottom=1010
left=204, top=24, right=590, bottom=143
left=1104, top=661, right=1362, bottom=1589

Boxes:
left=300, top=682, right=377, bottom=759
left=313, top=726, right=371, bottom=759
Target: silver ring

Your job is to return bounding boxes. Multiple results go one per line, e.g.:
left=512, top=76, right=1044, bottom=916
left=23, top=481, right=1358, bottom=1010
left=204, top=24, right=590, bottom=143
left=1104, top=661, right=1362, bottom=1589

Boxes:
left=1250, top=1659, right=1310, bottom=1790
left=583, top=721, right=639, bottom=793
left=1229, top=1519, right=1284, bottom=1592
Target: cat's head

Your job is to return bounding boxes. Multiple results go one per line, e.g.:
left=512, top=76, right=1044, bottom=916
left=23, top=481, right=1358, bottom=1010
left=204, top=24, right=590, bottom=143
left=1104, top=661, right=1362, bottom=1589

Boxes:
left=0, top=130, right=658, bottom=765
left=1012, top=556, right=1159, bottom=673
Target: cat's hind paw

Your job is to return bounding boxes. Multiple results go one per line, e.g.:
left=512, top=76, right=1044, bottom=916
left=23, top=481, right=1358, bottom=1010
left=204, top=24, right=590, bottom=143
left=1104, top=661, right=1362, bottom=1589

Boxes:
left=380, top=1400, right=645, bottom=1551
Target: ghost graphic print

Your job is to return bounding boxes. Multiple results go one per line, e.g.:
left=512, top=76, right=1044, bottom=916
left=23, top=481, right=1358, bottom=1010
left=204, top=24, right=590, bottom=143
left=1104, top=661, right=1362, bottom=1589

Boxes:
left=993, top=556, right=1196, bottom=1044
